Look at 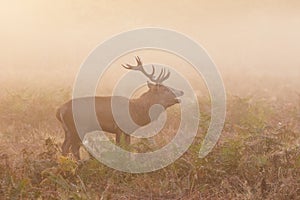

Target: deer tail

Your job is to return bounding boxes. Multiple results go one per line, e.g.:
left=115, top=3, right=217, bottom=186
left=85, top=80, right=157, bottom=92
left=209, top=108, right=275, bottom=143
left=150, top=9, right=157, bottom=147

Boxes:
left=56, top=107, right=62, bottom=122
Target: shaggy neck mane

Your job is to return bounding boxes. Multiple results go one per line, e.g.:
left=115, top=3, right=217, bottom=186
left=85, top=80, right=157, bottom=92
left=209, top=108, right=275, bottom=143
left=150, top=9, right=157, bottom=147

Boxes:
left=129, top=91, right=158, bottom=126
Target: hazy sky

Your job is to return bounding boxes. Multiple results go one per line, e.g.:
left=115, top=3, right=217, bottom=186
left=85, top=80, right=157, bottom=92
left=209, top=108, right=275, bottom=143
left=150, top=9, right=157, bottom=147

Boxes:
left=0, top=0, right=299, bottom=87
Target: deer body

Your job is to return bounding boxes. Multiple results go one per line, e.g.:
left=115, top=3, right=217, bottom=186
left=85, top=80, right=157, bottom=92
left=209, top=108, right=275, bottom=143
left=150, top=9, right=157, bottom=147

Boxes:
left=56, top=57, right=183, bottom=159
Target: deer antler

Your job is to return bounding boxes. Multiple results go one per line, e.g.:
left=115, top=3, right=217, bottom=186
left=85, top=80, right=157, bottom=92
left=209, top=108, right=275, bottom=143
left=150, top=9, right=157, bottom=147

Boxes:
left=122, top=56, right=170, bottom=84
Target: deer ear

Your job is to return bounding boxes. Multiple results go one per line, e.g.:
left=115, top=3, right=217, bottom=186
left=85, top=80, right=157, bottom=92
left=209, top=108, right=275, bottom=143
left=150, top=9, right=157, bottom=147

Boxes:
left=147, top=81, right=155, bottom=89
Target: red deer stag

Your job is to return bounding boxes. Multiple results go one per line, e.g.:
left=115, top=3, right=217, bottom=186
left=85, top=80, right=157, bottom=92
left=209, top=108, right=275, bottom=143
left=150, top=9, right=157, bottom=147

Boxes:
left=56, top=57, right=184, bottom=159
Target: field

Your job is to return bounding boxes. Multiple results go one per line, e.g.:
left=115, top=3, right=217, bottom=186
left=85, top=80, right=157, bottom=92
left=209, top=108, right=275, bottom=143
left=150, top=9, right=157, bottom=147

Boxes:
left=1, top=0, right=300, bottom=199
left=0, top=74, right=299, bottom=200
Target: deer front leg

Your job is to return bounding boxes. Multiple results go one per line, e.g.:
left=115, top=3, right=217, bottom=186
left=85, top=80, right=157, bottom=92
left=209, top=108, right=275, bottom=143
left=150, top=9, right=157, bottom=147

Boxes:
left=71, top=142, right=81, bottom=160
left=116, top=130, right=130, bottom=146
left=125, top=134, right=131, bottom=145
left=116, top=131, right=121, bottom=144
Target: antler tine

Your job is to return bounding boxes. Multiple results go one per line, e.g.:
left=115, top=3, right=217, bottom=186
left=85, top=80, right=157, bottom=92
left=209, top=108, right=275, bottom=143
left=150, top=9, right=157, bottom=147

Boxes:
left=121, top=64, right=131, bottom=69
left=135, top=56, right=142, bottom=66
left=122, top=57, right=171, bottom=84
left=157, top=68, right=170, bottom=83
left=163, top=70, right=170, bottom=82
left=156, top=68, right=165, bottom=83
left=121, top=56, right=142, bottom=70
left=149, top=65, right=155, bottom=77
left=122, top=57, right=157, bottom=81
left=142, top=65, right=156, bottom=82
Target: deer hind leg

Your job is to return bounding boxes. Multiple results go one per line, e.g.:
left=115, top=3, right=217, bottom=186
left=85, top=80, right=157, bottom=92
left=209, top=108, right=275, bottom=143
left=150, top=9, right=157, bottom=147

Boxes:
left=67, top=125, right=81, bottom=160
left=60, top=117, right=73, bottom=156
left=62, top=131, right=71, bottom=156
left=116, top=129, right=131, bottom=146
left=70, top=141, right=81, bottom=160
left=63, top=131, right=81, bottom=160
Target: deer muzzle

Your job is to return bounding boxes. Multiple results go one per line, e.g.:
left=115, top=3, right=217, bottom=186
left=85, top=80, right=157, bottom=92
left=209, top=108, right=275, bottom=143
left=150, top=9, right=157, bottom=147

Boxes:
left=172, top=88, right=184, bottom=103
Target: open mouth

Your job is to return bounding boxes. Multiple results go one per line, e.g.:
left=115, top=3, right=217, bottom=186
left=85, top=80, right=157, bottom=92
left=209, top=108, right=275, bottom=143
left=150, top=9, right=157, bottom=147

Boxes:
left=175, top=98, right=181, bottom=103
left=175, top=91, right=184, bottom=103
left=174, top=91, right=184, bottom=103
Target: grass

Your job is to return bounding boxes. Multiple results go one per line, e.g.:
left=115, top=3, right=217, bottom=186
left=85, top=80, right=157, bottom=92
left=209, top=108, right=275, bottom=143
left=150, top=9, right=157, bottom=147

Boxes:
left=0, top=85, right=299, bottom=199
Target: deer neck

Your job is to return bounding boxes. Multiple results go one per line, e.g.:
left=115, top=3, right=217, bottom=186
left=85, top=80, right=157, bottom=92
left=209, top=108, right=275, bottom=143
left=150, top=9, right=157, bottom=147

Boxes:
left=129, top=95, right=158, bottom=126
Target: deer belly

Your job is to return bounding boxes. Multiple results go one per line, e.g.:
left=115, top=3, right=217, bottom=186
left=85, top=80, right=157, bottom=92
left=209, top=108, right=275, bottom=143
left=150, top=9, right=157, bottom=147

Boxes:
left=95, top=113, right=119, bottom=134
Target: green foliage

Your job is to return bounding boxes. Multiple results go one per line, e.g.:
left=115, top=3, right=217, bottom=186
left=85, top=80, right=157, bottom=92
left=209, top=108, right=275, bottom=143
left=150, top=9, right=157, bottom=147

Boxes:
left=228, top=96, right=271, bottom=135
left=0, top=89, right=299, bottom=199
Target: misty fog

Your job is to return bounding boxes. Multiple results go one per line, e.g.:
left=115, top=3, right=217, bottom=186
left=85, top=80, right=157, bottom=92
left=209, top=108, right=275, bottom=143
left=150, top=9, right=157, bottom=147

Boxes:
left=0, top=0, right=299, bottom=98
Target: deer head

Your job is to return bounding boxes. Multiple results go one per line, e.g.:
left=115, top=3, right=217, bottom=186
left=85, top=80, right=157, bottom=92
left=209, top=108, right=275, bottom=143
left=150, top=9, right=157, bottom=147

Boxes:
left=122, top=56, right=184, bottom=108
